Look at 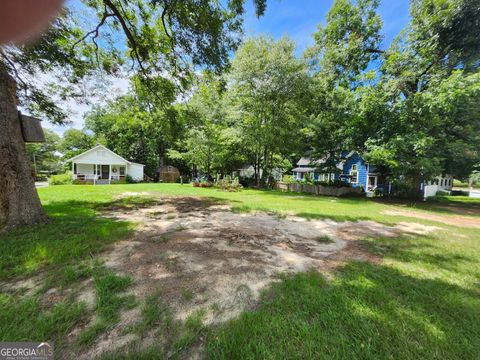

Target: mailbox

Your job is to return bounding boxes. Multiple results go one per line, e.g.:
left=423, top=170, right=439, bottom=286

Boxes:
left=19, top=111, right=45, bottom=143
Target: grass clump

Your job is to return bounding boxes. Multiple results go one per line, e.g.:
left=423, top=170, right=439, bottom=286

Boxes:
left=181, top=288, right=194, bottom=301
left=315, top=234, right=334, bottom=244
left=77, top=268, right=135, bottom=346
left=0, top=293, right=85, bottom=345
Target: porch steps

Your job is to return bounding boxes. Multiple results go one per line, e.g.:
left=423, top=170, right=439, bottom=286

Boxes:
left=95, top=179, right=110, bottom=185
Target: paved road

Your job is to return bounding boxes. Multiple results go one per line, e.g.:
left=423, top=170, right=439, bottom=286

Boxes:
left=35, top=181, right=49, bottom=188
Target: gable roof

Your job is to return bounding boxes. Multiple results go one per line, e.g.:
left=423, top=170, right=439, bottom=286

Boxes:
left=296, top=157, right=325, bottom=166
left=67, top=144, right=143, bottom=165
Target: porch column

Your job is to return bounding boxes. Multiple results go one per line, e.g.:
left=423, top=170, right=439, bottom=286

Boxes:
left=72, top=161, right=75, bottom=180
left=109, top=164, right=111, bottom=184
left=94, top=164, right=97, bottom=185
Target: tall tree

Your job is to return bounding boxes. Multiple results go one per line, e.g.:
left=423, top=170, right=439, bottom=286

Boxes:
left=0, top=0, right=267, bottom=230
left=308, top=0, right=480, bottom=196
left=305, top=0, right=382, bottom=170
left=59, top=128, right=97, bottom=161
left=169, top=73, right=243, bottom=177
left=26, top=129, right=62, bottom=176
left=228, top=36, right=309, bottom=186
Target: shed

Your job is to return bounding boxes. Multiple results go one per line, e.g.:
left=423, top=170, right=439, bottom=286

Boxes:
left=156, top=165, right=180, bottom=183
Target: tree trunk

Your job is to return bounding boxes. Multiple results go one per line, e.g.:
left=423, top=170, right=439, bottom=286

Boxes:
left=0, top=66, right=47, bottom=231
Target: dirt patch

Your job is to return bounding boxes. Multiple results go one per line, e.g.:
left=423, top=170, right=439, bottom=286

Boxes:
left=383, top=209, right=480, bottom=228
left=65, top=197, right=442, bottom=358
left=115, top=191, right=152, bottom=199
left=0, top=274, right=45, bottom=297
left=98, top=198, right=441, bottom=323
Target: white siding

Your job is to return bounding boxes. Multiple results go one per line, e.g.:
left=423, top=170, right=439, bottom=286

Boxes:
left=77, top=163, right=94, bottom=175
left=128, top=164, right=144, bottom=180
left=73, top=147, right=128, bottom=165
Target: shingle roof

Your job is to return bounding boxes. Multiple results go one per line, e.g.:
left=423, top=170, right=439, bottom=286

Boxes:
left=292, top=167, right=316, bottom=172
left=296, top=157, right=325, bottom=166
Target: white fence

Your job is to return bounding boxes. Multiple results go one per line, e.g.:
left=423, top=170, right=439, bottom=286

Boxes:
left=423, top=185, right=439, bottom=198
left=470, top=190, right=480, bottom=198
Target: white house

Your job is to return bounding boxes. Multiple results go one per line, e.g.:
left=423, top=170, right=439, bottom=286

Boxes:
left=67, top=144, right=144, bottom=184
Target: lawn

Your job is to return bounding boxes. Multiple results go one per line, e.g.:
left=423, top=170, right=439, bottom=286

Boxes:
left=1, top=184, right=479, bottom=359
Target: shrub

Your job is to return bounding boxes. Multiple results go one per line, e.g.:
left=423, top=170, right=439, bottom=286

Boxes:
left=217, top=176, right=243, bottom=192
left=282, top=175, right=294, bottom=184
left=35, top=174, right=48, bottom=182
left=200, top=182, right=213, bottom=188
left=49, top=172, right=73, bottom=185
left=125, top=174, right=137, bottom=184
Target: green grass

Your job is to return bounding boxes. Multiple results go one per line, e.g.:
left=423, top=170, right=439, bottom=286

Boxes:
left=77, top=268, right=135, bottom=346
left=0, top=183, right=479, bottom=359
left=314, top=235, right=334, bottom=244
left=0, top=294, right=86, bottom=343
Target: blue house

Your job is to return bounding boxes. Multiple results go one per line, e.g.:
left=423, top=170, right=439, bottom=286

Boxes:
left=292, top=151, right=379, bottom=192
left=292, top=151, right=454, bottom=196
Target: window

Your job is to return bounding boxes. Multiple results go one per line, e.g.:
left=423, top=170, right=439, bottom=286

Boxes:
left=350, top=164, right=358, bottom=184
left=73, top=163, right=77, bottom=174
left=119, top=166, right=125, bottom=176
left=167, top=166, right=173, bottom=172
left=330, top=173, right=335, bottom=182
left=440, top=179, right=444, bottom=187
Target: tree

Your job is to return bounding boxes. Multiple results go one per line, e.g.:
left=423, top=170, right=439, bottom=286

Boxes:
left=308, top=0, right=480, bottom=196
left=169, top=73, right=243, bottom=177
left=85, top=74, right=184, bottom=177
left=59, top=128, right=97, bottom=161
left=26, top=129, right=62, bottom=176
left=0, top=0, right=267, bottom=230
left=228, top=36, right=309, bottom=186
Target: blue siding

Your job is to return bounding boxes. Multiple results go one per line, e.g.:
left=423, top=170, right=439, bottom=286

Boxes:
left=342, top=153, right=368, bottom=190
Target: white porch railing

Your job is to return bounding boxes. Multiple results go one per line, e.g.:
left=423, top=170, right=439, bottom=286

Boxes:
left=73, top=174, right=126, bottom=184
left=110, top=174, right=126, bottom=181
left=73, top=174, right=100, bottom=184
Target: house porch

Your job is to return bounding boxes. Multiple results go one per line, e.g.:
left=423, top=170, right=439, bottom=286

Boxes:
left=72, top=162, right=127, bottom=184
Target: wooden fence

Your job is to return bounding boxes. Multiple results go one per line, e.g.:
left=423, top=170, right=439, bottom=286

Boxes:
left=276, top=182, right=363, bottom=197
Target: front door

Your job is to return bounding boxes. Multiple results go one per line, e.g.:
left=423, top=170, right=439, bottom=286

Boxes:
left=101, top=165, right=109, bottom=180
left=367, top=175, right=377, bottom=191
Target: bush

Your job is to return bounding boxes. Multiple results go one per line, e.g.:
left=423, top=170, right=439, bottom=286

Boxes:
left=282, top=175, right=294, bottom=184
left=49, top=172, right=73, bottom=185
left=125, top=174, right=137, bottom=184
left=35, top=174, right=48, bottom=182
left=217, top=176, right=243, bottom=192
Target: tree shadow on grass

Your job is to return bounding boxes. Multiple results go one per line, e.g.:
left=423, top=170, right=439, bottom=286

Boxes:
left=360, top=235, right=478, bottom=275
left=374, top=197, right=480, bottom=217
left=206, top=262, right=480, bottom=360
left=0, top=200, right=134, bottom=280
left=206, top=224, right=480, bottom=359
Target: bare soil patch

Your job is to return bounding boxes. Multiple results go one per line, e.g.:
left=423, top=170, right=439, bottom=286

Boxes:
left=383, top=209, right=480, bottom=228
left=97, top=197, right=441, bottom=325
left=4, top=195, right=442, bottom=359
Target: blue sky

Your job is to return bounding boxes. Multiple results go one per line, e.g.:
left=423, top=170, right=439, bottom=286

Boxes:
left=48, top=0, right=412, bottom=134
left=242, top=0, right=411, bottom=55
